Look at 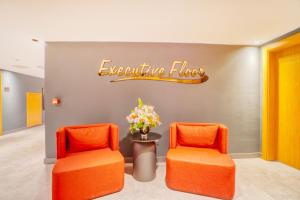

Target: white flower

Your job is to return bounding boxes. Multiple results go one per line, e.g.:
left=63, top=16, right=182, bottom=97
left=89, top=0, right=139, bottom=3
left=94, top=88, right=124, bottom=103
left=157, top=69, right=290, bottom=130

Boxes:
left=127, top=98, right=161, bottom=133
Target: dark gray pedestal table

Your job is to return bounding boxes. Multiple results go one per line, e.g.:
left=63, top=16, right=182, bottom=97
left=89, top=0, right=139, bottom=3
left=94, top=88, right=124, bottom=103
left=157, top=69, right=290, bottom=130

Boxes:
left=131, top=132, right=161, bottom=182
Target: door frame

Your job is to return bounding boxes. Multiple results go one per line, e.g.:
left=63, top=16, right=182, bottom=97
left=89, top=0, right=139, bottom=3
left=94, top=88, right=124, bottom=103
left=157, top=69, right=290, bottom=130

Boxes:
left=262, top=32, right=300, bottom=160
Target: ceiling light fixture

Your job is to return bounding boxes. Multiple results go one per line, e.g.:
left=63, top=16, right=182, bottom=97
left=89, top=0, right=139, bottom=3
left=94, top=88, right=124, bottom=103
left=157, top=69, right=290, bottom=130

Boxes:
left=32, top=38, right=39, bottom=42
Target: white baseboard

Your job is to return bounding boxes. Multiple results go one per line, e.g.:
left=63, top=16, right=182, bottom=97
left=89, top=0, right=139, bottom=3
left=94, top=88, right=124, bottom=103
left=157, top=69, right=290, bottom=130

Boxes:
left=230, top=152, right=261, bottom=159
left=125, top=156, right=166, bottom=163
left=2, top=124, right=44, bottom=135
left=3, top=127, right=29, bottom=135
left=44, top=152, right=261, bottom=165
left=44, top=157, right=56, bottom=164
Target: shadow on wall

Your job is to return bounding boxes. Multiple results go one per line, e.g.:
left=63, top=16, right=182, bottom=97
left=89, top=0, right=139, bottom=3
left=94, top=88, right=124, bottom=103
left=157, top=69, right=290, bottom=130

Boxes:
left=120, top=134, right=133, bottom=157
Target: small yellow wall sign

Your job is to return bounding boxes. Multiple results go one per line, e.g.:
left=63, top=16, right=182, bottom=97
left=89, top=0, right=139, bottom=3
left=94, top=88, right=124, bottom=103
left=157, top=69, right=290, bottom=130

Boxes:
left=98, top=59, right=208, bottom=84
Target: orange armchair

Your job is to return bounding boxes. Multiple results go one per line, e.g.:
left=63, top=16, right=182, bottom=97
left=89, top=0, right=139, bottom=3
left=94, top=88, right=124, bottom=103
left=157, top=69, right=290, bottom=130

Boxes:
left=52, top=124, right=124, bottom=200
left=166, top=122, right=235, bottom=200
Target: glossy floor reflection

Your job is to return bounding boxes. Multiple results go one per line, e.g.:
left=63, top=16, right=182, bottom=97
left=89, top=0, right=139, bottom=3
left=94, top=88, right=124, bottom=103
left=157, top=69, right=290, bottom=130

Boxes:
left=0, top=126, right=299, bottom=200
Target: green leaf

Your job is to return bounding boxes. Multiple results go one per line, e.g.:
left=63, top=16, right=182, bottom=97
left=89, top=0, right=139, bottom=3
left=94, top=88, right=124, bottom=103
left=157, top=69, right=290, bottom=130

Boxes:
left=138, top=97, right=143, bottom=108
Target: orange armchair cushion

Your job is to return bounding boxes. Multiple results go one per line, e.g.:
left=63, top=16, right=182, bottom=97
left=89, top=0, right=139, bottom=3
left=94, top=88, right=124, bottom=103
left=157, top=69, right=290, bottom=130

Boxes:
left=166, top=146, right=235, bottom=199
left=53, top=124, right=124, bottom=200
left=177, top=124, right=218, bottom=147
left=167, top=122, right=234, bottom=199
left=66, top=125, right=110, bottom=153
left=52, top=148, right=124, bottom=200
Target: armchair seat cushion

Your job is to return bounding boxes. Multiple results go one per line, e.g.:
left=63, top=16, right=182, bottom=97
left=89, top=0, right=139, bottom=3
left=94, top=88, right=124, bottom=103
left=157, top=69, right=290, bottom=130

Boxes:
left=52, top=148, right=124, bottom=200
left=166, top=147, right=235, bottom=200
left=167, top=146, right=234, bottom=167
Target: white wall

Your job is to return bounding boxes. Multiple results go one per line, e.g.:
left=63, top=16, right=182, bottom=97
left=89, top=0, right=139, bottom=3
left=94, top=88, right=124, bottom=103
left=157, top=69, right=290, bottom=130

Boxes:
left=2, top=70, right=44, bottom=133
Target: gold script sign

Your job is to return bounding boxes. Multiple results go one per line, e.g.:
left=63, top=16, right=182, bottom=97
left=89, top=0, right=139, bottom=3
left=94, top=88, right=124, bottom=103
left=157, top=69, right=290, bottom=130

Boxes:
left=98, top=59, right=208, bottom=84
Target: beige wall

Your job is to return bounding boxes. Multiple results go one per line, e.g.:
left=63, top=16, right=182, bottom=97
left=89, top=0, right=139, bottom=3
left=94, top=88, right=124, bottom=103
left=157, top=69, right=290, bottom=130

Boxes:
left=45, top=42, right=260, bottom=159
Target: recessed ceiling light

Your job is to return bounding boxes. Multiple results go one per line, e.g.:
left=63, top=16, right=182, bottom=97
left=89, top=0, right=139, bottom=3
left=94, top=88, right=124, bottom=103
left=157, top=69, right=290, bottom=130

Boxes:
left=32, top=38, right=39, bottom=42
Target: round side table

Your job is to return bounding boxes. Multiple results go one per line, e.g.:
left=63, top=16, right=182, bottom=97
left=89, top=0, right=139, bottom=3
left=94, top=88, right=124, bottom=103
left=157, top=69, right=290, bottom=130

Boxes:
left=131, top=132, right=161, bottom=182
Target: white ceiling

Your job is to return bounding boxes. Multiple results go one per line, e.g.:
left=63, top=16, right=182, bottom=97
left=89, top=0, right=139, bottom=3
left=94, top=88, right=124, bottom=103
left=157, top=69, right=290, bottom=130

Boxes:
left=0, top=0, right=300, bottom=78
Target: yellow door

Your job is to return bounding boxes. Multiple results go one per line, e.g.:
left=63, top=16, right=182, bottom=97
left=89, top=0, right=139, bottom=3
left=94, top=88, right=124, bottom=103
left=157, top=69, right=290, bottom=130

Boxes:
left=262, top=33, right=300, bottom=169
left=26, top=92, right=42, bottom=127
left=277, top=45, right=300, bottom=169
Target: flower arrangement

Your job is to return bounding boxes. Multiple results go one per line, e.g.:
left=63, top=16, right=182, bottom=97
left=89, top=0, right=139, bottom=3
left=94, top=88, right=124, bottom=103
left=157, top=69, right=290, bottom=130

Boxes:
left=126, top=98, right=161, bottom=134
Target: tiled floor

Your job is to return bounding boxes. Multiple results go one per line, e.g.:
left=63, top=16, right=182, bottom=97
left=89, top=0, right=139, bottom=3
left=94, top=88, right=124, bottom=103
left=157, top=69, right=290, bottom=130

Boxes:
left=0, top=126, right=300, bottom=200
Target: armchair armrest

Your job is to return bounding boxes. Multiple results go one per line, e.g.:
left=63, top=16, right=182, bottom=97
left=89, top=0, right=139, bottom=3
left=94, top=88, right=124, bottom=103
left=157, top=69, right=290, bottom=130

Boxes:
left=170, top=123, right=177, bottom=148
left=218, top=124, right=228, bottom=154
left=110, top=124, right=119, bottom=151
left=56, top=128, right=67, bottom=159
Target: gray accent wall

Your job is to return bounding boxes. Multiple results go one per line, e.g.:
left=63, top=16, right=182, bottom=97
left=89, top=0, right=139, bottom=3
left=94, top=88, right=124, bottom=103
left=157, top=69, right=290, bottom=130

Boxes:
left=2, top=70, right=44, bottom=133
left=45, top=42, right=260, bottom=159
